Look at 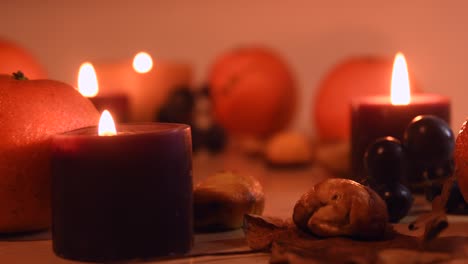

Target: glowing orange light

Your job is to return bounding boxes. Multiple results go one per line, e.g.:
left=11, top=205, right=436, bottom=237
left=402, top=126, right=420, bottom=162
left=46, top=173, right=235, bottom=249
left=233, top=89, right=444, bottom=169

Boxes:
left=98, top=110, right=117, bottom=136
left=390, top=52, right=411, bottom=105
left=133, top=52, right=153, bottom=73
left=78, top=62, right=99, bottom=97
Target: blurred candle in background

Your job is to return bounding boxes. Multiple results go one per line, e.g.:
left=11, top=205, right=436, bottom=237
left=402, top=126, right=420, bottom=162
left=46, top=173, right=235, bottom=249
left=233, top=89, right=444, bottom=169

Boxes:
left=78, top=62, right=130, bottom=122
left=93, top=52, right=193, bottom=122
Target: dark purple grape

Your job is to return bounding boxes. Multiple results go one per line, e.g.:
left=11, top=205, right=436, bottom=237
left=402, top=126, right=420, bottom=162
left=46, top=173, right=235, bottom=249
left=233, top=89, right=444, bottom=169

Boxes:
left=155, top=86, right=194, bottom=124
left=190, top=85, right=228, bottom=153
left=372, top=183, right=413, bottom=223
left=191, top=125, right=227, bottom=153
left=364, top=137, right=406, bottom=186
left=447, top=181, right=468, bottom=214
left=425, top=180, right=468, bottom=214
left=204, top=124, right=227, bottom=153
left=191, top=126, right=205, bottom=153
left=167, top=86, right=195, bottom=113
left=403, top=115, right=454, bottom=166
left=409, top=159, right=454, bottom=182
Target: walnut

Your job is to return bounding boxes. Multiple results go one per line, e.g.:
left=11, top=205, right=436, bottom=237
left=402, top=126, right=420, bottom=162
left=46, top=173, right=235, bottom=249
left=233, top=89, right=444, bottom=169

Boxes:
left=194, top=171, right=265, bottom=231
left=265, top=132, right=314, bottom=166
left=293, top=178, right=389, bottom=239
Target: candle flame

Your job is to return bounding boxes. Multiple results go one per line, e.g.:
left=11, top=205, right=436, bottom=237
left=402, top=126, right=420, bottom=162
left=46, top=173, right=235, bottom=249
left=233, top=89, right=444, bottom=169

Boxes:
left=78, top=62, right=99, bottom=97
left=133, top=52, right=153, bottom=74
left=98, top=110, right=117, bottom=136
left=390, top=52, right=411, bottom=105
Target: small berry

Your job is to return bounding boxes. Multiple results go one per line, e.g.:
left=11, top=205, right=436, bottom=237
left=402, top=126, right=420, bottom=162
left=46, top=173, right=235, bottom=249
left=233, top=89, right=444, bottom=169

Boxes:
left=364, top=137, right=406, bottom=186
left=403, top=115, right=454, bottom=166
left=372, top=183, right=413, bottom=223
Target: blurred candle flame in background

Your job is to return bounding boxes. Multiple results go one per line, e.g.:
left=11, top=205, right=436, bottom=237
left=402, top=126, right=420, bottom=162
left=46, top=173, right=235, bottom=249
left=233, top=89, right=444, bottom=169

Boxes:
left=132, top=52, right=153, bottom=74
left=390, top=52, right=411, bottom=105
left=78, top=62, right=99, bottom=97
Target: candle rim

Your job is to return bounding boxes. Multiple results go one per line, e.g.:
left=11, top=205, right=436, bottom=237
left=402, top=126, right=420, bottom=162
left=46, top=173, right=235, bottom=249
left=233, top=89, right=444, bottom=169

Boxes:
left=351, top=93, right=450, bottom=106
left=56, top=122, right=191, bottom=137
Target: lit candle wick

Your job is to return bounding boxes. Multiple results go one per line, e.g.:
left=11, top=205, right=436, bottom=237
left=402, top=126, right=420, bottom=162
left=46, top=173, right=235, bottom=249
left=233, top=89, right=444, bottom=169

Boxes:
left=98, top=110, right=117, bottom=136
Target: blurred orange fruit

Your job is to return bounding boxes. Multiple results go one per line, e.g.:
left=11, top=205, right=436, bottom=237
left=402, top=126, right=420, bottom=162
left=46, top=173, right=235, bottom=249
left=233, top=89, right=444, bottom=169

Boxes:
left=0, top=38, right=47, bottom=79
left=456, top=120, right=468, bottom=202
left=313, top=56, right=422, bottom=142
left=208, top=46, right=296, bottom=138
left=0, top=72, right=99, bottom=232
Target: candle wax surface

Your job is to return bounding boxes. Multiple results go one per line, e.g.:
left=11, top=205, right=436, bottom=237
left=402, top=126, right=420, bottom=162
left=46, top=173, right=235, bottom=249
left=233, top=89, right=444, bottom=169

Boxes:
left=351, top=94, right=449, bottom=105
left=60, top=122, right=187, bottom=136
left=350, top=94, right=450, bottom=185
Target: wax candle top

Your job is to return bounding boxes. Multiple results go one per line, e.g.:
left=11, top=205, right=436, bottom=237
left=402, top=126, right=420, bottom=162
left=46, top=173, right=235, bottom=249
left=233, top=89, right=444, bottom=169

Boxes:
left=351, top=94, right=450, bottom=106
left=352, top=53, right=450, bottom=106
left=58, top=123, right=190, bottom=137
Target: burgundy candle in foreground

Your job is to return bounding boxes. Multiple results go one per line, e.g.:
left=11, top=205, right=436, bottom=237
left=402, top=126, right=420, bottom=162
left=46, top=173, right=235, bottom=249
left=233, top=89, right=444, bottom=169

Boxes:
left=51, top=117, right=193, bottom=262
left=350, top=52, right=451, bottom=188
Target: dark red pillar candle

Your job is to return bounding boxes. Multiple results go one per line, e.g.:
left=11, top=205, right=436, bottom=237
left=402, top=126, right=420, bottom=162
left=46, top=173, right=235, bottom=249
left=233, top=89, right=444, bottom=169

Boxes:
left=351, top=94, right=450, bottom=183
left=51, top=123, right=193, bottom=262
left=89, top=94, right=129, bottom=123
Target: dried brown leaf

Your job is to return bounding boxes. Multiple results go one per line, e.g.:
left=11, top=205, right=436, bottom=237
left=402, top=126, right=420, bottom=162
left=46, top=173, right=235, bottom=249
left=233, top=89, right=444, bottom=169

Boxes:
left=244, top=214, right=468, bottom=264
left=377, top=249, right=451, bottom=264
left=243, top=214, right=290, bottom=250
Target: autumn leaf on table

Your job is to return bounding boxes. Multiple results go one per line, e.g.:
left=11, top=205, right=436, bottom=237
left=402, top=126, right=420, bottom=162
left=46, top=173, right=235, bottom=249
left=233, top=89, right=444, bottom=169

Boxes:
left=243, top=214, right=468, bottom=264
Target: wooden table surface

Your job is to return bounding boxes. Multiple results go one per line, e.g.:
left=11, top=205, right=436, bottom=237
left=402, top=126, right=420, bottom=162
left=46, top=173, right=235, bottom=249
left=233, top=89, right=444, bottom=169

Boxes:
left=1, top=150, right=467, bottom=263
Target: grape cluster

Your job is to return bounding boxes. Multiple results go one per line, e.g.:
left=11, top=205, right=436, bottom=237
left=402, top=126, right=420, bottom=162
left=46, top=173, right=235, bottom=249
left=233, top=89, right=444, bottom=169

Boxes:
left=404, top=115, right=468, bottom=214
left=157, top=86, right=194, bottom=125
left=364, top=137, right=413, bottom=223
left=156, top=85, right=227, bottom=153
left=364, top=115, right=462, bottom=222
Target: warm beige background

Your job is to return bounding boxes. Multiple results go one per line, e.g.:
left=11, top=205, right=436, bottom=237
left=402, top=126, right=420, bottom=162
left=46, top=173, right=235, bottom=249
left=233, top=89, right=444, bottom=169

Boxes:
left=1, top=0, right=467, bottom=135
